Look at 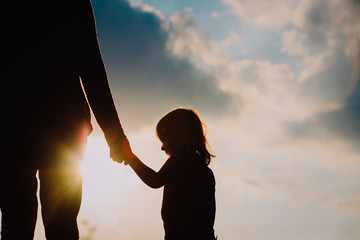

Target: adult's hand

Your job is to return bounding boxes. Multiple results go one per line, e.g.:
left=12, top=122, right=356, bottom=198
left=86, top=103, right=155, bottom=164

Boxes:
left=110, top=138, right=126, bottom=164
left=110, top=137, right=136, bottom=165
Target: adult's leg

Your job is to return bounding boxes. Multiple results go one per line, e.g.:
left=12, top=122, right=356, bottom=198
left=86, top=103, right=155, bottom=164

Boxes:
left=38, top=124, right=86, bottom=240
left=165, top=228, right=217, bottom=240
left=0, top=123, right=39, bottom=240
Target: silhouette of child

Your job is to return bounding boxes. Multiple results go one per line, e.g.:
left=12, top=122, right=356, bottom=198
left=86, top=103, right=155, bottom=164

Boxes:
left=120, top=108, right=216, bottom=240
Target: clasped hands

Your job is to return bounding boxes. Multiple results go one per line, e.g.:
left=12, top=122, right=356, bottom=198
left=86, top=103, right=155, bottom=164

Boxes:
left=110, top=138, right=136, bottom=165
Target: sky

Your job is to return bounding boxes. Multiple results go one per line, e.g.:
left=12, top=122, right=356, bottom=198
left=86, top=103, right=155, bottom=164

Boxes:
left=27, top=0, right=360, bottom=239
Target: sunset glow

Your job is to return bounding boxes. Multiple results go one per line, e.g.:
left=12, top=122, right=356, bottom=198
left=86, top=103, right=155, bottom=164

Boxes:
left=8, top=0, right=359, bottom=239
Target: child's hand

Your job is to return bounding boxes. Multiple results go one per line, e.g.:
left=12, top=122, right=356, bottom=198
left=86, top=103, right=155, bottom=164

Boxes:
left=120, top=138, right=137, bottom=165
left=110, top=137, right=137, bottom=165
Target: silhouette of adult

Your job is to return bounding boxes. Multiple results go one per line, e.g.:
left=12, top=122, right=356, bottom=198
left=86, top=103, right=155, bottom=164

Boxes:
left=1, top=1, right=126, bottom=239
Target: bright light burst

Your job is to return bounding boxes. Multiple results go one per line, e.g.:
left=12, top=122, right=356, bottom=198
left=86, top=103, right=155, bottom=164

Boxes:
left=80, top=135, right=138, bottom=208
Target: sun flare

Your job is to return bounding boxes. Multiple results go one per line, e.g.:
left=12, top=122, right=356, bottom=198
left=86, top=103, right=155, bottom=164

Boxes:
left=80, top=135, right=136, bottom=208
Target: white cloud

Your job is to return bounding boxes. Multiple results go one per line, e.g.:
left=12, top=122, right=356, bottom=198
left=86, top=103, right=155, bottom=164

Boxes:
left=277, top=0, right=360, bottom=114
left=166, top=10, right=343, bottom=138
left=222, top=32, right=242, bottom=47
left=224, top=0, right=359, bottom=109
left=221, top=32, right=246, bottom=56
left=281, top=29, right=305, bottom=57
left=167, top=12, right=296, bottom=102
left=167, top=12, right=229, bottom=71
left=296, top=51, right=327, bottom=84
left=221, top=0, right=300, bottom=29
left=130, top=0, right=165, bottom=20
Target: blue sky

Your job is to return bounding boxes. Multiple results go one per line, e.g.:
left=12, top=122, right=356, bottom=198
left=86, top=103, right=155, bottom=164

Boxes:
left=30, top=0, right=360, bottom=239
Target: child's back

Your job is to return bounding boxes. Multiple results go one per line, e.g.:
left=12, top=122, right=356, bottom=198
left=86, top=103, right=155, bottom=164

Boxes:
left=160, top=150, right=216, bottom=239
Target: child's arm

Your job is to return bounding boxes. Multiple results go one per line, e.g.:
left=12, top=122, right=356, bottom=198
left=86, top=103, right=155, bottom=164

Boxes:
left=127, top=156, right=165, bottom=189
left=119, top=139, right=165, bottom=189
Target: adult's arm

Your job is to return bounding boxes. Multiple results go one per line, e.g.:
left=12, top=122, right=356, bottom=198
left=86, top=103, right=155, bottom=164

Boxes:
left=76, top=0, right=126, bottom=154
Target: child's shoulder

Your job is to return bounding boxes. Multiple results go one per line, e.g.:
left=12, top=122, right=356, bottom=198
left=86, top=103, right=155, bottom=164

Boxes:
left=205, top=165, right=215, bottom=180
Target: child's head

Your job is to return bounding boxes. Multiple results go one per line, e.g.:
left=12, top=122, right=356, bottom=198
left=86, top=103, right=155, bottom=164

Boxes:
left=156, top=108, right=214, bottom=165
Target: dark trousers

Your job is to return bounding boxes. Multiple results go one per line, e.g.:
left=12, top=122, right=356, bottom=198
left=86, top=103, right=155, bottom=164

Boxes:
left=1, top=121, right=87, bottom=240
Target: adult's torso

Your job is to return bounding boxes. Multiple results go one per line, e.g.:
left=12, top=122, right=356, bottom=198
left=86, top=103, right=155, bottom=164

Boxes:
left=2, top=1, right=92, bottom=130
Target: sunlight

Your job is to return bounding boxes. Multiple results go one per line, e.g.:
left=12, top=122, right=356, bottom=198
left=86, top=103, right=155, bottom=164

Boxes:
left=77, top=132, right=166, bottom=239
left=80, top=135, right=138, bottom=209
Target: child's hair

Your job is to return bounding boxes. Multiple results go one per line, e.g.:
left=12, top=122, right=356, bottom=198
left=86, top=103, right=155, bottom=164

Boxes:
left=156, top=108, right=214, bottom=165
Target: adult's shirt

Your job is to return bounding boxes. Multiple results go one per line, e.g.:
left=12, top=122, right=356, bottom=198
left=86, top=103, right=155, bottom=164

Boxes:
left=2, top=0, right=125, bottom=145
